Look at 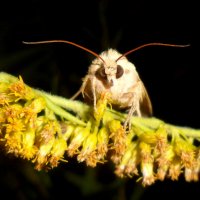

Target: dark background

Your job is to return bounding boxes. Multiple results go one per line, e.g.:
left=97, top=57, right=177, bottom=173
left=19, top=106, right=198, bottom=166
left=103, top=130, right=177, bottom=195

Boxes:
left=0, top=0, right=198, bottom=199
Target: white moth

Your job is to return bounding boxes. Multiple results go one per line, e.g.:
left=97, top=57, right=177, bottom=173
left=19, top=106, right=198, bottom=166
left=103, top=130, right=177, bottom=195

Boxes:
left=23, top=40, right=188, bottom=130
left=72, top=48, right=152, bottom=129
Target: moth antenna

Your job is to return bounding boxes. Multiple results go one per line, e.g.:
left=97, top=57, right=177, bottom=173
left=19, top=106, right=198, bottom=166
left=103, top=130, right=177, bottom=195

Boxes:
left=22, top=40, right=105, bottom=63
left=116, top=43, right=190, bottom=61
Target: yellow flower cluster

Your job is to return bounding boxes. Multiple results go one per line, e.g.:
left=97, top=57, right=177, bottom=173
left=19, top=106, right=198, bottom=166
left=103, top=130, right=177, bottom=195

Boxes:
left=0, top=76, right=66, bottom=169
left=0, top=72, right=200, bottom=186
left=114, top=126, right=200, bottom=185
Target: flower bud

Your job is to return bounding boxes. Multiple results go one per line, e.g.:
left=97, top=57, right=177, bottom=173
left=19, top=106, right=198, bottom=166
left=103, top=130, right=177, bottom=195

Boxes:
left=77, top=132, right=98, bottom=167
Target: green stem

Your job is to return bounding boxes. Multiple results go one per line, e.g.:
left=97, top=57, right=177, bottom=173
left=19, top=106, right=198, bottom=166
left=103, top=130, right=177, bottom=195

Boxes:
left=1, top=72, right=200, bottom=139
left=34, top=89, right=90, bottom=119
left=167, top=124, right=200, bottom=139
left=39, top=92, right=86, bottom=126
left=105, top=108, right=200, bottom=138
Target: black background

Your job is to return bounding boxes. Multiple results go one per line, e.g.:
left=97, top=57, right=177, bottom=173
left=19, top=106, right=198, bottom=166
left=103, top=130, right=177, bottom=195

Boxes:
left=0, top=0, right=199, bottom=200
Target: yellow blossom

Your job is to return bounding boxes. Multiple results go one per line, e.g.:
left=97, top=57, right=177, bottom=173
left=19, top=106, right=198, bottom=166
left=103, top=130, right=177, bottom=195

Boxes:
left=20, top=127, right=37, bottom=160
left=8, top=76, right=35, bottom=101
left=168, top=158, right=182, bottom=180
left=77, top=132, right=98, bottom=167
left=3, top=104, right=23, bottom=123
left=60, top=123, right=75, bottom=141
left=109, top=120, right=126, bottom=164
left=22, top=97, right=46, bottom=124
left=141, top=161, right=155, bottom=186
left=35, top=120, right=60, bottom=145
left=139, top=142, right=155, bottom=186
left=2, top=72, right=200, bottom=186
left=94, top=92, right=109, bottom=123
left=67, top=123, right=91, bottom=157
left=34, top=136, right=55, bottom=170
left=4, top=118, right=25, bottom=134
left=0, top=109, right=6, bottom=123
left=174, top=137, right=196, bottom=168
left=183, top=149, right=200, bottom=181
left=97, top=127, right=109, bottom=161
left=184, top=166, right=199, bottom=182
left=156, top=145, right=175, bottom=180
left=139, top=142, right=152, bottom=162
left=0, top=92, right=11, bottom=105
left=115, top=142, right=138, bottom=178
left=4, top=131, right=23, bottom=156
left=49, top=136, right=67, bottom=168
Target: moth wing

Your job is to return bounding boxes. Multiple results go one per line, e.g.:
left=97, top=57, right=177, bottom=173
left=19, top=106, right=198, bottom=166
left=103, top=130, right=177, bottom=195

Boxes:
left=139, top=82, right=153, bottom=117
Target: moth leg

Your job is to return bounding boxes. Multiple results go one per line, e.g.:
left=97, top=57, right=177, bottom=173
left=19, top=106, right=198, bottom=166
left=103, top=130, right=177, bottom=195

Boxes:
left=70, top=75, right=97, bottom=112
left=70, top=75, right=89, bottom=100
left=70, top=89, right=82, bottom=100
left=91, top=76, right=97, bottom=111
left=123, top=90, right=142, bottom=131
left=123, top=103, right=135, bottom=131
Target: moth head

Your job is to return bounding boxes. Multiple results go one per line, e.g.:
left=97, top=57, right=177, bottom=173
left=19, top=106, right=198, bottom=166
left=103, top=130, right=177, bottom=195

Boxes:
left=95, top=59, right=124, bottom=87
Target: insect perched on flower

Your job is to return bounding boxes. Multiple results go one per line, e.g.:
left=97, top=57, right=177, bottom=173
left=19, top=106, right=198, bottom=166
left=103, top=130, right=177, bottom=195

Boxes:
left=23, top=40, right=188, bottom=130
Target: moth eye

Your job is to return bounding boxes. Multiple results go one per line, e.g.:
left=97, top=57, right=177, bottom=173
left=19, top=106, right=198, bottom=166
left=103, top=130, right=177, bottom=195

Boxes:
left=96, top=67, right=107, bottom=79
left=116, top=65, right=124, bottom=79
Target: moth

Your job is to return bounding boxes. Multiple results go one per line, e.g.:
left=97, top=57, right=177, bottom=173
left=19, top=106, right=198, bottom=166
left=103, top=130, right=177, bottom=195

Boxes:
left=23, top=40, right=188, bottom=130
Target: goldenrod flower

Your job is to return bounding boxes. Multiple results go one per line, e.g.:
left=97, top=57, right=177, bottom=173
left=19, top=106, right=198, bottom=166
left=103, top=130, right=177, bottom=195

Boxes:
left=67, top=124, right=91, bottom=157
left=156, top=145, right=174, bottom=180
left=97, top=127, right=109, bottom=161
left=4, top=130, right=23, bottom=155
left=139, top=142, right=155, bottom=185
left=0, top=92, right=11, bottom=105
left=1, top=72, right=200, bottom=186
left=109, top=120, right=126, bottom=164
left=8, top=76, right=35, bottom=101
left=34, top=135, right=55, bottom=170
left=168, top=158, right=182, bottom=180
left=61, top=123, right=75, bottom=141
left=77, top=132, right=98, bottom=167
left=115, top=141, right=139, bottom=178
left=49, top=136, right=67, bottom=168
